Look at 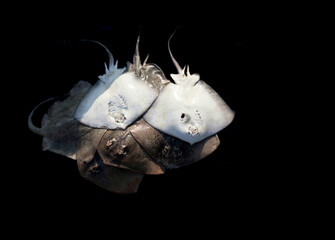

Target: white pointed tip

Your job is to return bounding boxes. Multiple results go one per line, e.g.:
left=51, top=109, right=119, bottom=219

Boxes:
left=181, top=66, right=186, bottom=75
left=186, top=65, right=190, bottom=76
left=143, top=54, right=149, bottom=65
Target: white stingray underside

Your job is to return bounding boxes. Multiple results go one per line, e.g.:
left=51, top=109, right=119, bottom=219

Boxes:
left=143, top=80, right=235, bottom=145
left=74, top=72, right=159, bottom=129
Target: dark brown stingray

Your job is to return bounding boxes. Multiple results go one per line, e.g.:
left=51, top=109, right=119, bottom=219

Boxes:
left=130, top=119, right=220, bottom=169
left=97, top=129, right=165, bottom=175
left=77, top=153, right=144, bottom=194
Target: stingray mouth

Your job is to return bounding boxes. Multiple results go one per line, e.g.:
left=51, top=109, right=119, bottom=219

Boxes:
left=187, top=125, right=200, bottom=136
left=114, top=113, right=127, bottom=123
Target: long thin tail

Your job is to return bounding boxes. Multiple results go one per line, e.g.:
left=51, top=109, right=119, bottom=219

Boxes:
left=28, top=95, right=68, bottom=136
left=80, top=39, right=115, bottom=69
left=168, top=30, right=183, bottom=74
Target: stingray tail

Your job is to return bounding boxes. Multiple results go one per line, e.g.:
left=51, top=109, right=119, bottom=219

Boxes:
left=28, top=95, right=68, bottom=136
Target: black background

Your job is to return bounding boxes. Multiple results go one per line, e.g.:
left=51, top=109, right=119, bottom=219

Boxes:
left=5, top=3, right=310, bottom=235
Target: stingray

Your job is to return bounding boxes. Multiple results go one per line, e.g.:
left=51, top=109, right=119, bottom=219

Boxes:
left=28, top=32, right=234, bottom=193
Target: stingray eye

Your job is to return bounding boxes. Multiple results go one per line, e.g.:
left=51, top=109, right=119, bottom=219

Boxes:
left=180, top=113, right=185, bottom=120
